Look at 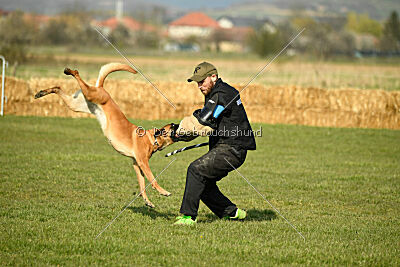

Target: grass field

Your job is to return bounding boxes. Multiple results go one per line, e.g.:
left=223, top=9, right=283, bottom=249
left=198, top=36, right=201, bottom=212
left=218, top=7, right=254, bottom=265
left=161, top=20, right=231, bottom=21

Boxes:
left=9, top=48, right=400, bottom=91
left=1, top=116, right=399, bottom=265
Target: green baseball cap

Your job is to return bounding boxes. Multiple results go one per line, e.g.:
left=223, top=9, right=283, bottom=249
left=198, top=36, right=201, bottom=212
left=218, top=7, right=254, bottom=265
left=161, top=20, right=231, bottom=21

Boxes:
left=187, top=62, right=218, bottom=82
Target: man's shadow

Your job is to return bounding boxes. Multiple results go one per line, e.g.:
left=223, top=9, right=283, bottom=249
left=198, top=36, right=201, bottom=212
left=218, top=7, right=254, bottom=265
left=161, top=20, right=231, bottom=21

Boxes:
left=127, top=206, right=277, bottom=222
left=204, top=209, right=277, bottom=222
left=246, top=209, right=277, bottom=221
left=127, top=206, right=175, bottom=220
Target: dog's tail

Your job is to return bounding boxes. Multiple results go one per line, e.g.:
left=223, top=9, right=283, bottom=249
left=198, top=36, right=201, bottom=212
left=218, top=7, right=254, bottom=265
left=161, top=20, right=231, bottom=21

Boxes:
left=95, top=63, right=137, bottom=87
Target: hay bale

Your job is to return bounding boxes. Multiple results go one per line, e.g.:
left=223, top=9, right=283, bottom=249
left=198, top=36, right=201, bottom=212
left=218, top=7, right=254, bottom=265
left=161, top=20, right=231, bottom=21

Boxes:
left=2, top=76, right=399, bottom=129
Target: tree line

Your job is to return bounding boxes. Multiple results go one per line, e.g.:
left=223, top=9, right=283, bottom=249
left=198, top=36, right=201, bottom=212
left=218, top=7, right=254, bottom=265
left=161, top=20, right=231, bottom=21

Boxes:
left=0, top=9, right=399, bottom=63
left=248, top=11, right=400, bottom=58
left=0, top=10, right=160, bottom=64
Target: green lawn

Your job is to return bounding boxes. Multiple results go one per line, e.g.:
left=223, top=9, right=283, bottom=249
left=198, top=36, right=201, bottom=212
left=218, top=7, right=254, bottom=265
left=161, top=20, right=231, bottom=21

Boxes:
left=0, top=116, right=399, bottom=265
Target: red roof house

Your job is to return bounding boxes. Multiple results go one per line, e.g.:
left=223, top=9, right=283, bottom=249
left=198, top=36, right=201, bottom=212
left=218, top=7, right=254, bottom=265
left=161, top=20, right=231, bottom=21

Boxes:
left=0, top=8, right=10, bottom=17
left=24, top=14, right=51, bottom=25
left=168, top=12, right=220, bottom=39
left=169, top=12, right=219, bottom=28
left=97, top=16, right=156, bottom=34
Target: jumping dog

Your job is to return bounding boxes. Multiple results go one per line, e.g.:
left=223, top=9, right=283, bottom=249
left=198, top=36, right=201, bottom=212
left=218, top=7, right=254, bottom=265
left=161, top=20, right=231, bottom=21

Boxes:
left=35, top=63, right=180, bottom=208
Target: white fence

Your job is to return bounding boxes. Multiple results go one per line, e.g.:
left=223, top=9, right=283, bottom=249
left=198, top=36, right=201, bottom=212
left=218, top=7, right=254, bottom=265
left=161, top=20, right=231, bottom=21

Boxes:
left=0, top=55, right=7, bottom=116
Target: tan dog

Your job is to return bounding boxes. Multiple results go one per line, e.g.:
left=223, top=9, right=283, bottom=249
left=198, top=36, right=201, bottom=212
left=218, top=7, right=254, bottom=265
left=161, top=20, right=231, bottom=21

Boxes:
left=34, top=63, right=179, bottom=208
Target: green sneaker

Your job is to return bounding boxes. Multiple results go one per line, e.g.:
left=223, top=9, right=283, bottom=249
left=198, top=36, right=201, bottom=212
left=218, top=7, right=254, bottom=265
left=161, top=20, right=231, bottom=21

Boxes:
left=224, top=208, right=247, bottom=220
left=173, top=215, right=197, bottom=225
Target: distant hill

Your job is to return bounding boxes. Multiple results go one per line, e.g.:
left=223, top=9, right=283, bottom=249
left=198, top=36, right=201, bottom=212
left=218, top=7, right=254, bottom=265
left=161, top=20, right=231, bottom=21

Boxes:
left=207, top=0, right=400, bottom=22
left=0, top=0, right=398, bottom=21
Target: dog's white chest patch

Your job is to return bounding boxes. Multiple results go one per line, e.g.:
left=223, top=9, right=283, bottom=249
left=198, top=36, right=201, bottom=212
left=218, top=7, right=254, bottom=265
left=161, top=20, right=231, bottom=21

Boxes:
left=88, top=102, right=107, bottom=131
left=87, top=100, right=135, bottom=159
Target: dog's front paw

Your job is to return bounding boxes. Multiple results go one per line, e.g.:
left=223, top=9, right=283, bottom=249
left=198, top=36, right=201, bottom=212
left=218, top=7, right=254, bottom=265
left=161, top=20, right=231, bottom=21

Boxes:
left=34, top=87, right=60, bottom=99
left=160, top=191, right=171, bottom=197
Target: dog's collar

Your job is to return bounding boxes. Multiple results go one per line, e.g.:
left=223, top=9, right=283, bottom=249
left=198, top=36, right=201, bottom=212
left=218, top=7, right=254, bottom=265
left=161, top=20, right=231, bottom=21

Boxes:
left=153, top=133, right=160, bottom=146
left=146, top=131, right=161, bottom=153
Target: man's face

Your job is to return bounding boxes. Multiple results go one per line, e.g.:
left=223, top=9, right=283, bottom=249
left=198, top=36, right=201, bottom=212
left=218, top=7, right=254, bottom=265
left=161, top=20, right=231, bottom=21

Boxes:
left=197, top=76, right=214, bottom=96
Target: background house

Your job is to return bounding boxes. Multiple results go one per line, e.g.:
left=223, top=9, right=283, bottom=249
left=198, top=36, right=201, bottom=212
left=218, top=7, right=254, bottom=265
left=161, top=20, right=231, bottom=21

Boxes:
left=96, top=16, right=156, bottom=36
left=217, top=15, right=276, bottom=32
left=167, top=12, right=219, bottom=39
left=167, top=12, right=257, bottom=52
left=0, top=8, right=10, bottom=17
left=212, top=26, right=253, bottom=52
left=93, top=0, right=158, bottom=47
left=23, top=13, right=50, bottom=29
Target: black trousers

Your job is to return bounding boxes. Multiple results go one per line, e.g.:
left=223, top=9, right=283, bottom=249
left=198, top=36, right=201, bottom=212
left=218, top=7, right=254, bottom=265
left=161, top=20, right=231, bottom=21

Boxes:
left=180, top=143, right=247, bottom=218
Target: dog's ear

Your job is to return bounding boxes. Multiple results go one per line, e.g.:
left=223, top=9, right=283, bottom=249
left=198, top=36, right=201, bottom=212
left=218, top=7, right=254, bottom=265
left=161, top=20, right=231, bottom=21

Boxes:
left=171, top=123, right=179, bottom=132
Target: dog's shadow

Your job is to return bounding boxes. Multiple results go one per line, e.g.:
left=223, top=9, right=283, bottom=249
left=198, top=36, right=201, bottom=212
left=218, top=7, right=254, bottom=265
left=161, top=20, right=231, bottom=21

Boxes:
left=203, top=208, right=277, bottom=222
left=127, top=206, right=175, bottom=220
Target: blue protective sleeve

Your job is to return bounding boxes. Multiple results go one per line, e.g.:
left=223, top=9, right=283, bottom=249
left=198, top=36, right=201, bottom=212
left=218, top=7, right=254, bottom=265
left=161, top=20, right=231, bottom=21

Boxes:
left=213, top=105, right=225, bottom=118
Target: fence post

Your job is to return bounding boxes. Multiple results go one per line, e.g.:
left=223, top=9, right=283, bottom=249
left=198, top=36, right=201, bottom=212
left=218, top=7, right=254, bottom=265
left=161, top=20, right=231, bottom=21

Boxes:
left=0, top=55, right=6, bottom=116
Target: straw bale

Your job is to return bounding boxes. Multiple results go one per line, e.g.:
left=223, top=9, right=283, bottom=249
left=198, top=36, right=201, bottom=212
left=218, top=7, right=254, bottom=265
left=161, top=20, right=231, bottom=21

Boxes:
left=1, top=76, right=399, bottom=129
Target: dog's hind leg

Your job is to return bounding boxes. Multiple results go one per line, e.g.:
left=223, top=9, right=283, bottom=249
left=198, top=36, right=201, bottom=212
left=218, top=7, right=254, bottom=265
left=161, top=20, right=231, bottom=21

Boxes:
left=133, top=162, right=155, bottom=208
left=137, top=160, right=171, bottom=197
left=35, top=87, right=91, bottom=114
left=64, top=68, right=110, bottom=105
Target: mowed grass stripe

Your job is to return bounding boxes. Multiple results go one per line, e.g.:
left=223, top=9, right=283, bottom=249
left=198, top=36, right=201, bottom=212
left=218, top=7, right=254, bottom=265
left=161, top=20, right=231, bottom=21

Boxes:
left=0, top=116, right=399, bottom=265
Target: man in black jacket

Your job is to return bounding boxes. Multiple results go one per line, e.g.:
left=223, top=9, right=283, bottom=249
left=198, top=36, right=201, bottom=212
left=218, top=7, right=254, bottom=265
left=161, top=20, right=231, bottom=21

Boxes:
left=174, top=62, right=256, bottom=225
